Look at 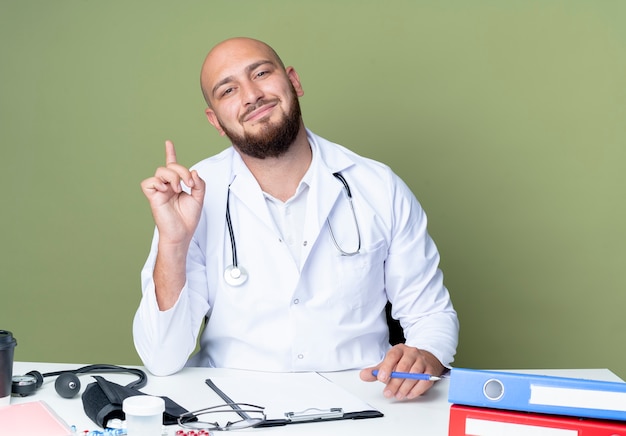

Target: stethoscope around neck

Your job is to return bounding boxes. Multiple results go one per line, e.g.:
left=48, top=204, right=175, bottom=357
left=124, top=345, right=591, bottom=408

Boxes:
left=223, top=172, right=361, bottom=287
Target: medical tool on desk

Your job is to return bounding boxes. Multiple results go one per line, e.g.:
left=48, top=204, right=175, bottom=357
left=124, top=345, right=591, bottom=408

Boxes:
left=11, top=364, right=147, bottom=398
left=372, top=370, right=441, bottom=381
left=223, top=172, right=361, bottom=286
left=178, top=403, right=266, bottom=431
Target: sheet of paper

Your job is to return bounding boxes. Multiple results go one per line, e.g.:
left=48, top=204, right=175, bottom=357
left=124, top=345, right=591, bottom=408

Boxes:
left=205, top=371, right=380, bottom=421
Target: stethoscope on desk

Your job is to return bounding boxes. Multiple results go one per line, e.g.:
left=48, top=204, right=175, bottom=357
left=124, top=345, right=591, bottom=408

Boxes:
left=224, top=172, right=361, bottom=286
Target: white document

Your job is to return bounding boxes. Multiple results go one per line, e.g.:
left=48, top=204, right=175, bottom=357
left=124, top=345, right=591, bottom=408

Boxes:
left=205, top=371, right=382, bottom=423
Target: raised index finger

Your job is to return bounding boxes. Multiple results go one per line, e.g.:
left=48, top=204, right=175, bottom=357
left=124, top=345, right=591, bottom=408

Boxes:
left=165, top=140, right=178, bottom=165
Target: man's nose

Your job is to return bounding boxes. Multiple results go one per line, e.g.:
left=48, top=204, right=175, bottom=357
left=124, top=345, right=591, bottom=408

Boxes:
left=241, top=81, right=264, bottom=106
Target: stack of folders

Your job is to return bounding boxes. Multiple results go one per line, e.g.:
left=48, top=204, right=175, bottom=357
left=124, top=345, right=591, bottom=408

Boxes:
left=447, top=368, right=626, bottom=435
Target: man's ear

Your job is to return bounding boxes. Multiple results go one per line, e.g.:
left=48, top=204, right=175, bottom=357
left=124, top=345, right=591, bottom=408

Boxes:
left=205, top=107, right=225, bottom=136
left=286, top=66, right=304, bottom=97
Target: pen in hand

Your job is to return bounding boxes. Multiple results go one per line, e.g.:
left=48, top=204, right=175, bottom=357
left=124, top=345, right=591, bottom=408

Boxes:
left=372, top=370, right=441, bottom=382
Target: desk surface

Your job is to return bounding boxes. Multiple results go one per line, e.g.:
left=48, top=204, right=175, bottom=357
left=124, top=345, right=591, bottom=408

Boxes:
left=9, top=362, right=624, bottom=436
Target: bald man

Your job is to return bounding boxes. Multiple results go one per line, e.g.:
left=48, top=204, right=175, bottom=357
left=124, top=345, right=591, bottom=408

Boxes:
left=134, top=37, right=458, bottom=400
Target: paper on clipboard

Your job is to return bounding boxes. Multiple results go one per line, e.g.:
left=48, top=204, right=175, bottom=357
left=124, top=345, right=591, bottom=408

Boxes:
left=205, top=371, right=383, bottom=425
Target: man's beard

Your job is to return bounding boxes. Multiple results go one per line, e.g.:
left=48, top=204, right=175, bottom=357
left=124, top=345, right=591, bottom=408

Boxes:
left=220, top=88, right=302, bottom=159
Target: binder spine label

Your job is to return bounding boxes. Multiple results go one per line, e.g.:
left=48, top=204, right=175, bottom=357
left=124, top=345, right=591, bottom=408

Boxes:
left=466, top=418, right=578, bottom=436
left=530, top=384, right=626, bottom=411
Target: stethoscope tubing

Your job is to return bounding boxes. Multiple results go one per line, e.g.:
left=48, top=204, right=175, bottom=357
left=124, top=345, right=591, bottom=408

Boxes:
left=224, top=172, right=361, bottom=286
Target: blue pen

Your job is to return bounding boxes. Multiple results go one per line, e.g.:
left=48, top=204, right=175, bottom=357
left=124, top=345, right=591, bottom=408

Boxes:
left=372, top=370, right=441, bottom=381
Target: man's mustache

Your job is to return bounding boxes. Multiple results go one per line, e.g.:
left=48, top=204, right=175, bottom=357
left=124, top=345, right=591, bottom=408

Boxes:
left=240, top=98, right=280, bottom=122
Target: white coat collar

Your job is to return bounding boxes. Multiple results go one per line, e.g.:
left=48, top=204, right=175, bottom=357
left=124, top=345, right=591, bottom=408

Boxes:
left=223, top=128, right=358, bottom=266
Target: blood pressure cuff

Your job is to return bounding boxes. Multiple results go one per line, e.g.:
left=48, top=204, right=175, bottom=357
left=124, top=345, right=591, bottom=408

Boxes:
left=81, top=376, right=193, bottom=428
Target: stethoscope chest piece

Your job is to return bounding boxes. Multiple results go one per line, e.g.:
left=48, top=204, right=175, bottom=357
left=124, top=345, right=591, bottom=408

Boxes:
left=224, top=264, right=248, bottom=287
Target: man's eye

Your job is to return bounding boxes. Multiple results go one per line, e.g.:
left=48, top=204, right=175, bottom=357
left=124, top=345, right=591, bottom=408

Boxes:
left=222, top=88, right=234, bottom=96
left=256, top=71, right=268, bottom=78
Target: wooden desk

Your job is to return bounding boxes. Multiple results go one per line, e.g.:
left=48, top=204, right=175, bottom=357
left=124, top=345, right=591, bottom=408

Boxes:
left=10, top=362, right=624, bottom=435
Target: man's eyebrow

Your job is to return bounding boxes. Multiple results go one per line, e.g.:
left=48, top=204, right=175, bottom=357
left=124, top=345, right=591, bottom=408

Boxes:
left=211, top=60, right=275, bottom=98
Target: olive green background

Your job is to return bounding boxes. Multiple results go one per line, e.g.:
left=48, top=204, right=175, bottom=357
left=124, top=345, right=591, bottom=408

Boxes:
left=1, top=1, right=625, bottom=378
